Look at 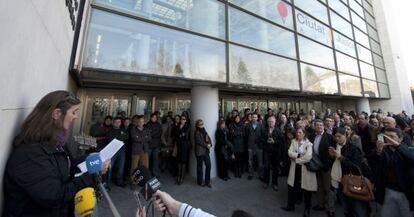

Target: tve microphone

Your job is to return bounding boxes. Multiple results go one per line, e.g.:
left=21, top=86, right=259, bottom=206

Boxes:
left=86, top=153, right=121, bottom=217
left=131, top=166, right=162, bottom=201
left=75, top=187, right=96, bottom=217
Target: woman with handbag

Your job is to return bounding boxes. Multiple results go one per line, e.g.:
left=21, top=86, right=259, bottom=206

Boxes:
left=174, top=115, right=190, bottom=185
left=329, top=128, right=371, bottom=217
left=281, top=128, right=317, bottom=217
left=195, top=119, right=212, bottom=187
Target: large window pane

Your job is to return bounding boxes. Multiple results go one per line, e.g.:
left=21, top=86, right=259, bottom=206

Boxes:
left=370, top=38, right=382, bottom=55
left=339, top=73, right=362, bottom=96
left=330, top=11, right=353, bottom=38
left=349, top=0, right=364, bottom=17
left=333, top=31, right=356, bottom=57
left=378, top=83, right=390, bottom=98
left=375, top=68, right=387, bottom=83
left=95, top=0, right=225, bottom=38
left=362, top=79, right=379, bottom=97
left=298, top=36, right=335, bottom=69
left=328, top=0, right=350, bottom=20
left=229, top=8, right=296, bottom=58
left=301, top=63, right=338, bottom=94
left=360, top=61, right=376, bottom=80
left=336, top=51, right=359, bottom=76
left=83, top=9, right=226, bottom=82
left=357, top=44, right=373, bottom=64
left=373, top=53, right=385, bottom=69
left=351, top=11, right=367, bottom=33
left=296, top=10, right=332, bottom=46
left=229, top=45, right=300, bottom=90
left=295, top=0, right=329, bottom=24
left=354, top=27, right=370, bottom=48
left=229, top=0, right=294, bottom=29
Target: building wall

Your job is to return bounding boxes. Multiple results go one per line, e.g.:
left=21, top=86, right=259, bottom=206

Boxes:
left=370, top=0, right=414, bottom=115
left=0, top=0, right=77, bottom=210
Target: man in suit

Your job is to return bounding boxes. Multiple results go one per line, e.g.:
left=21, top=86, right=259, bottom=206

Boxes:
left=246, top=113, right=265, bottom=180
left=308, top=119, right=336, bottom=217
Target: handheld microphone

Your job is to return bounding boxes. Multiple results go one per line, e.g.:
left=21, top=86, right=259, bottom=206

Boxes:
left=75, top=187, right=96, bottom=217
left=131, top=166, right=162, bottom=201
left=86, top=153, right=121, bottom=217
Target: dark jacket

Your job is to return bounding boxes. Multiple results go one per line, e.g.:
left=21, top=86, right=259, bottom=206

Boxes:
left=194, top=129, right=211, bottom=157
left=107, top=127, right=129, bottom=143
left=228, top=122, right=246, bottom=153
left=215, top=129, right=233, bottom=160
left=130, top=127, right=151, bottom=154
left=175, top=125, right=191, bottom=162
left=145, top=121, right=162, bottom=149
left=3, top=143, right=94, bottom=217
left=246, top=122, right=265, bottom=149
left=339, top=142, right=363, bottom=176
left=309, top=132, right=336, bottom=171
left=356, top=125, right=373, bottom=156
left=263, top=127, right=285, bottom=156
left=370, top=142, right=414, bottom=209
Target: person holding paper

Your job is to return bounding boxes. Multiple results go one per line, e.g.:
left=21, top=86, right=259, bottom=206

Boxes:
left=3, top=91, right=110, bottom=217
left=130, top=115, right=151, bottom=174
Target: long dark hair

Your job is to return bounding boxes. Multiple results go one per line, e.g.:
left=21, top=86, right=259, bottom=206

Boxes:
left=14, top=91, right=81, bottom=147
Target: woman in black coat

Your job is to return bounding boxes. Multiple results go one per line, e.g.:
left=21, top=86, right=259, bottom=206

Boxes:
left=3, top=91, right=110, bottom=217
left=229, top=115, right=246, bottom=178
left=175, top=116, right=190, bottom=185
left=215, top=120, right=233, bottom=181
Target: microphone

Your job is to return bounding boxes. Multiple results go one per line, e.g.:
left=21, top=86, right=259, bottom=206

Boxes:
left=131, top=166, right=162, bottom=201
left=86, top=153, right=121, bottom=217
left=75, top=187, right=96, bottom=217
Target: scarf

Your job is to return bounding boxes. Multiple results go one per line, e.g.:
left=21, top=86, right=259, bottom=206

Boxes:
left=331, top=143, right=344, bottom=189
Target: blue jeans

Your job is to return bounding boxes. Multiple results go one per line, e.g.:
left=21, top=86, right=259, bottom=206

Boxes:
left=149, top=147, right=160, bottom=177
left=110, top=147, right=125, bottom=185
left=338, top=188, right=369, bottom=217
left=248, top=148, right=263, bottom=177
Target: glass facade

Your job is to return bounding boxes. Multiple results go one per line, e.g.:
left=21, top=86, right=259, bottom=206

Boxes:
left=82, top=0, right=389, bottom=98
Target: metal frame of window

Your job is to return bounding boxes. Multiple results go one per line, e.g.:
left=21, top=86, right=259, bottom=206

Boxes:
left=83, top=0, right=390, bottom=99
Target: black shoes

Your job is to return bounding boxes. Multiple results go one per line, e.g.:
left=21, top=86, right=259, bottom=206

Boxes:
left=303, top=208, right=310, bottom=217
left=312, top=205, right=325, bottom=211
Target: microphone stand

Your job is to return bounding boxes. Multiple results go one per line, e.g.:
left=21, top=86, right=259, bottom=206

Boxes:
left=96, top=176, right=122, bottom=217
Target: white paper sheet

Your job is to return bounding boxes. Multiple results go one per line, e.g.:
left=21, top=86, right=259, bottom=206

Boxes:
left=77, top=139, right=124, bottom=174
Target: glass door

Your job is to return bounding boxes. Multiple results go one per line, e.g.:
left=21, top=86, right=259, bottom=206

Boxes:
left=154, top=97, right=172, bottom=117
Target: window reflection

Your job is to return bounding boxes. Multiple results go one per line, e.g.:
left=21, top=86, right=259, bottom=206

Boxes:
left=357, top=44, right=372, bottom=64
left=95, top=0, right=225, bottom=38
left=328, top=0, right=350, bottom=20
left=229, top=0, right=294, bottom=29
left=229, top=7, right=296, bottom=58
left=375, top=68, right=387, bottom=83
left=295, top=0, right=329, bottom=24
left=330, top=12, right=353, bottom=38
left=336, top=51, right=359, bottom=76
left=333, top=31, right=356, bottom=57
left=339, top=73, right=362, bottom=96
left=351, top=11, right=367, bottom=33
left=295, top=10, right=332, bottom=46
left=362, top=79, right=379, bottom=97
left=354, top=27, right=370, bottom=48
left=349, top=0, right=364, bottom=17
left=378, top=83, right=390, bottom=98
left=301, top=63, right=338, bottom=94
left=229, top=45, right=300, bottom=90
left=298, top=36, right=335, bottom=69
left=359, top=61, right=376, bottom=80
left=83, top=9, right=226, bottom=82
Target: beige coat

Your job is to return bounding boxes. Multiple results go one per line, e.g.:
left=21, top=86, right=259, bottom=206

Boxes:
left=287, top=139, right=318, bottom=192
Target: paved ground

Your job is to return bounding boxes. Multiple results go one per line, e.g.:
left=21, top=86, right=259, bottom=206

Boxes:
left=97, top=171, right=349, bottom=217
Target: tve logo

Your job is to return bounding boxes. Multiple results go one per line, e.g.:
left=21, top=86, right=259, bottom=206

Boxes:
left=86, top=153, right=102, bottom=174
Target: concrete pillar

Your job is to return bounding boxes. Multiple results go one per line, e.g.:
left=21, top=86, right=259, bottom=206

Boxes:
left=357, top=98, right=371, bottom=114
left=190, top=86, right=219, bottom=179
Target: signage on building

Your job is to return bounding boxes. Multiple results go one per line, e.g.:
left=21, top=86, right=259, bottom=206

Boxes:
left=66, top=0, right=79, bottom=30
left=295, top=10, right=331, bottom=46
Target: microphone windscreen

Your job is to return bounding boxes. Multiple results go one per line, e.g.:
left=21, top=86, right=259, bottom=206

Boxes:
left=75, top=187, right=96, bottom=217
left=86, top=153, right=102, bottom=174
left=131, top=165, right=151, bottom=186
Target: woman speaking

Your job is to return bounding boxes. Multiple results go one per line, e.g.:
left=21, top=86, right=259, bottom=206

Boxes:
left=3, top=90, right=109, bottom=217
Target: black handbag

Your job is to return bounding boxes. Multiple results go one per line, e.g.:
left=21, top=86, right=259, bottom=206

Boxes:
left=305, top=152, right=323, bottom=172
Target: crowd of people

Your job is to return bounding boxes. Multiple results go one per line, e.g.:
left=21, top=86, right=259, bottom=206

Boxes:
left=92, top=106, right=414, bottom=217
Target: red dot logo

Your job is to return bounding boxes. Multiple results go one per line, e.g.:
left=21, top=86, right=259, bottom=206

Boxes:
left=277, top=1, right=288, bottom=18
